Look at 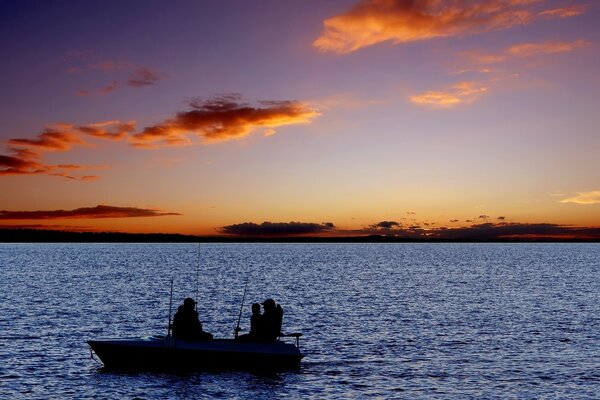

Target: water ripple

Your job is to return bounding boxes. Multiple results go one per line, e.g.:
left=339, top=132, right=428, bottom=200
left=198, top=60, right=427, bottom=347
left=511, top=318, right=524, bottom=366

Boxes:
left=1, top=243, right=600, bottom=398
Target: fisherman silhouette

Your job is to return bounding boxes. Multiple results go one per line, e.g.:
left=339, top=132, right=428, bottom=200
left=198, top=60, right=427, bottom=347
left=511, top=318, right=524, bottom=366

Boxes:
left=172, top=297, right=213, bottom=341
left=235, top=303, right=264, bottom=342
left=261, top=298, right=283, bottom=342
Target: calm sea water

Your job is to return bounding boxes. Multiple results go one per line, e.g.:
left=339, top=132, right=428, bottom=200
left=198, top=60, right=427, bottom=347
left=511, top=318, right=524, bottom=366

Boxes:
left=1, top=243, right=600, bottom=399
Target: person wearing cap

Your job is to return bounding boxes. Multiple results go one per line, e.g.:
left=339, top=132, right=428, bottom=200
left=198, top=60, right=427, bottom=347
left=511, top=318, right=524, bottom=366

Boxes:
left=261, top=298, right=283, bottom=342
left=172, top=297, right=213, bottom=341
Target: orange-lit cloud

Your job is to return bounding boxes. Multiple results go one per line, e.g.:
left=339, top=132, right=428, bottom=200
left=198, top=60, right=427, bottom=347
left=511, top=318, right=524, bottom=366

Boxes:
left=131, top=94, right=320, bottom=148
left=2, top=95, right=318, bottom=178
left=314, top=0, right=584, bottom=54
left=8, top=129, right=84, bottom=151
left=1, top=121, right=130, bottom=179
left=538, top=4, right=586, bottom=18
left=76, top=120, right=136, bottom=140
left=507, top=39, right=589, bottom=57
left=410, top=81, right=488, bottom=108
left=0, top=154, right=44, bottom=175
left=0, top=205, right=181, bottom=220
left=467, top=39, right=590, bottom=64
left=560, top=191, right=600, bottom=205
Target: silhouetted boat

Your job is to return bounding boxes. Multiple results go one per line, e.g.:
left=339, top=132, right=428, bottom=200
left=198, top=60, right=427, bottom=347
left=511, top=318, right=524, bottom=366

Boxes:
left=88, top=334, right=304, bottom=371
left=88, top=249, right=303, bottom=371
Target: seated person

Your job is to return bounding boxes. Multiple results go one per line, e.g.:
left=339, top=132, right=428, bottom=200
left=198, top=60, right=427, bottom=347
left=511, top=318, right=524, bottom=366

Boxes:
left=261, top=298, right=283, bottom=342
left=172, top=297, right=213, bottom=341
left=236, top=303, right=264, bottom=342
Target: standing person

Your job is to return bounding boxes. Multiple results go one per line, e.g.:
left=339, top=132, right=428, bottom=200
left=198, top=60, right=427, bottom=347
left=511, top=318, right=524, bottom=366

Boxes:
left=261, top=298, right=283, bottom=342
left=172, top=297, right=213, bottom=341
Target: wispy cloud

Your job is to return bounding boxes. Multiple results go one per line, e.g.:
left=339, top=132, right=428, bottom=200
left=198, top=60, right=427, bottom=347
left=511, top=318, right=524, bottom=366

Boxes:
left=0, top=205, right=181, bottom=220
left=507, top=39, right=589, bottom=57
left=126, top=67, right=166, bottom=87
left=410, top=81, right=488, bottom=108
left=65, top=53, right=166, bottom=96
left=560, top=191, right=600, bottom=205
left=131, top=94, right=320, bottom=148
left=466, top=39, right=589, bottom=65
left=314, top=0, right=585, bottom=54
left=538, top=4, right=586, bottom=18
left=76, top=120, right=136, bottom=140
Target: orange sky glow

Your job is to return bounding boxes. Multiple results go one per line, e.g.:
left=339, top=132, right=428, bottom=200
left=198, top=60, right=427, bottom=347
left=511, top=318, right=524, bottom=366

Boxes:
left=1, top=0, right=599, bottom=239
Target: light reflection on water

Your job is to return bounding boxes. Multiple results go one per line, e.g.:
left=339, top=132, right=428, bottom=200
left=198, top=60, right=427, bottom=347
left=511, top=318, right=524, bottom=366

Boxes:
left=1, top=243, right=600, bottom=398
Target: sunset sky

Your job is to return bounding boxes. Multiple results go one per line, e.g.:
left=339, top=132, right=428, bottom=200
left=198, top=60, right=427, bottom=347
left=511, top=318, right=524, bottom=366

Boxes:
left=1, top=0, right=599, bottom=238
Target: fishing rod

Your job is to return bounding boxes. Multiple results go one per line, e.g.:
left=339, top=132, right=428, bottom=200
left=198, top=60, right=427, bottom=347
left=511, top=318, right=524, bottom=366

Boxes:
left=234, top=279, right=249, bottom=338
left=167, top=277, right=174, bottom=338
left=194, top=242, right=200, bottom=310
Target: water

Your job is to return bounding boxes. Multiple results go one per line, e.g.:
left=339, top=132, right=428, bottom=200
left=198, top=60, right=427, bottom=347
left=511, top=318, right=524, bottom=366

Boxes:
left=1, top=243, right=600, bottom=399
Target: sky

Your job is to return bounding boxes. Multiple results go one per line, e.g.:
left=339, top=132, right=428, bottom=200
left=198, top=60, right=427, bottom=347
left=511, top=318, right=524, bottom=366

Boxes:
left=1, top=0, right=599, bottom=239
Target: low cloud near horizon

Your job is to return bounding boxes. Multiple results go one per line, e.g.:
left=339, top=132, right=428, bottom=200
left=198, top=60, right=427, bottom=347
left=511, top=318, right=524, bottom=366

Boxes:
left=220, top=221, right=335, bottom=236
left=0, top=205, right=181, bottom=220
left=560, top=191, right=600, bottom=205
left=219, top=219, right=600, bottom=240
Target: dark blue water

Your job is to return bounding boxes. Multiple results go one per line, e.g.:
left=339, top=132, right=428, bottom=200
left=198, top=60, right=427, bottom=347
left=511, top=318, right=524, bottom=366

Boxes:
left=1, top=243, right=600, bottom=398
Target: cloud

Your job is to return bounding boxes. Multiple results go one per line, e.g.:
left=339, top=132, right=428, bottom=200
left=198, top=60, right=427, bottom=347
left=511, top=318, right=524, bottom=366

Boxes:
left=90, top=61, right=132, bottom=71
left=77, top=81, right=119, bottom=97
left=538, top=4, right=586, bottom=18
left=67, top=54, right=166, bottom=96
left=131, top=94, right=320, bottom=148
left=0, top=154, right=44, bottom=175
left=434, top=222, right=600, bottom=240
left=560, top=191, right=600, bottom=205
left=313, top=0, right=584, bottom=54
left=8, top=128, right=84, bottom=151
left=1, top=121, right=128, bottom=178
left=126, top=67, right=167, bottom=87
left=0, top=205, right=181, bottom=220
left=77, top=120, right=136, bottom=140
left=367, top=220, right=401, bottom=230
left=221, top=221, right=335, bottom=236
left=2, top=95, right=318, bottom=179
left=464, top=39, right=589, bottom=66
left=507, top=39, right=589, bottom=57
left=343, top=220, right=600, bottom=240
left=0, top=224, right=89, bottom=230
left=410, top=81, right=488, bottom=108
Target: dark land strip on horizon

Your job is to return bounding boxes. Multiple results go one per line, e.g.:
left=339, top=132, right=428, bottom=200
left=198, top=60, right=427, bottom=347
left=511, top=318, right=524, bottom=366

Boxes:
left=1, top=229, right=599, bottom=243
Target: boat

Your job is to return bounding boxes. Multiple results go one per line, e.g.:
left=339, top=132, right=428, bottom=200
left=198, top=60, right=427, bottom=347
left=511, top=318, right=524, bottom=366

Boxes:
left=88, top=333, right=304, bottom=371
left=88, top=250, right=303, bottom=371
